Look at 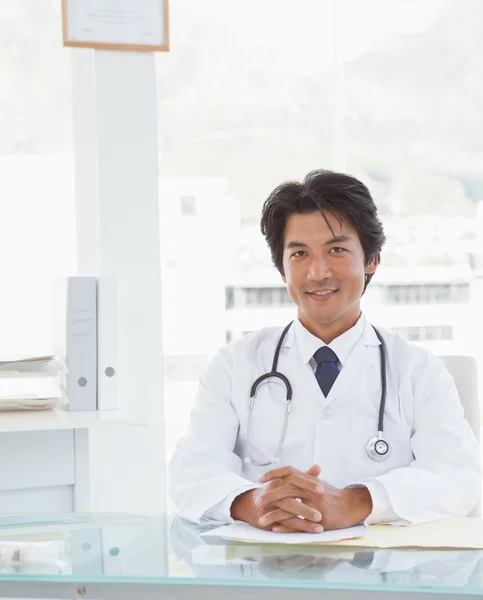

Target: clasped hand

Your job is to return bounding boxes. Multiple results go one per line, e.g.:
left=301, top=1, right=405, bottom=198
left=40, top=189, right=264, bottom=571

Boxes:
left=251, top=464, right=372, bottom=533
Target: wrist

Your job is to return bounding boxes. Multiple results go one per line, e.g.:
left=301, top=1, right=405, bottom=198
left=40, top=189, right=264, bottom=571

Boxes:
left=230, top=489, right=257, bottom=521
left=344, top=486, right=373, bottom=525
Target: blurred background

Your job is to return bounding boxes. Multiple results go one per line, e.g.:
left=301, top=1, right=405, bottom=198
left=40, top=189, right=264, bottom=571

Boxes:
left=0, top=0, right=482, bottom=507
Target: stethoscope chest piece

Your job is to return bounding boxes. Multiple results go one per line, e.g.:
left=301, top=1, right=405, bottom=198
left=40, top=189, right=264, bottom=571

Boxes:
left=366, top=432, right=390, bottom=462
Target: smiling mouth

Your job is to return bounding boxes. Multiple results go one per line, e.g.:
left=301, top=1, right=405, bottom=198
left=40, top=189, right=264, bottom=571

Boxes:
left=307, top=289, right=338, bottom=297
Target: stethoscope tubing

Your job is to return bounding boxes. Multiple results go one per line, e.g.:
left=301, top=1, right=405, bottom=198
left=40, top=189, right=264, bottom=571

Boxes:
left=245, top=321, right=388, bottom=466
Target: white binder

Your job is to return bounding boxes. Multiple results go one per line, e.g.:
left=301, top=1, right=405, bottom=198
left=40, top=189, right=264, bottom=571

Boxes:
left=52, top=276, right=98, bottom=411
left=97, top=276, right=119, bottom=410
left=70, top=528, right=103, bottom=575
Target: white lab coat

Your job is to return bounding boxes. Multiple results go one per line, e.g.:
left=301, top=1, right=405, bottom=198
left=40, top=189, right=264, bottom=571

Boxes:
left=169, top=317, right=481, bottom=525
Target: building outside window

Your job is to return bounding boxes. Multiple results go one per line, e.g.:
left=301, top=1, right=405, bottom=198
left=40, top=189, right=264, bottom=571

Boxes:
left=385, top=284, right=470, bottom=305
left=391, top=325, right=454, bottom=342
left=180, top=195, right=196, bottom=216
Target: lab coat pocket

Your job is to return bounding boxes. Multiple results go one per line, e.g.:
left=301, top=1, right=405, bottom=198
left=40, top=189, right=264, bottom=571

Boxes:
left=348, top=416, right=414, bottom=481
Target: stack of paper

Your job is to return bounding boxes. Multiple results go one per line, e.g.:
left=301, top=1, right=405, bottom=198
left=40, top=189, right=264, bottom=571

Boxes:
left=202, top=517, right=483, bottom=550
left=0, top=355, right=67, bottom=376
left=202, top=523, right=367, bottom=545
left=0, top=539, right=70, bottom=574
left=0, top=355, right=67, bottom=411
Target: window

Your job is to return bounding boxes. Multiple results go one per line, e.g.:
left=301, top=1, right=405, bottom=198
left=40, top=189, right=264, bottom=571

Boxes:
left=0, top=2, right=76, bottom=355
left=256, top=288, right=274, bottom=306
left=226, top=286, right=292, bottom=309
left=225, top=287, right=234, bottom=310
left=384, top=284, right=469, bottom=305
left=180, top=195, right=196, bottom=216
left=164, top=354, right=209, bottom=381
left=157, top=0, right=483, bottom=509
left=279, top=287, right=292, bottom=306
left=391, top=326, right=453, bottom=342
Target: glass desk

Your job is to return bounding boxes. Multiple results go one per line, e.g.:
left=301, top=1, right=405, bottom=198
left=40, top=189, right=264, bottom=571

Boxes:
left=0, top=513, right=483, bottom=599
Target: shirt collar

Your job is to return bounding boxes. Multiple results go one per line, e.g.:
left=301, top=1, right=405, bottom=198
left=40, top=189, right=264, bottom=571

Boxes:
left=293, top=313, right=366, bottom=367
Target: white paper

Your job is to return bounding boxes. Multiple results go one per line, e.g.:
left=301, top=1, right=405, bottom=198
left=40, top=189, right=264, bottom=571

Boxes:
left=67, top=0, right=165, bottom=47
left=201, top=523, right=367, bottom=545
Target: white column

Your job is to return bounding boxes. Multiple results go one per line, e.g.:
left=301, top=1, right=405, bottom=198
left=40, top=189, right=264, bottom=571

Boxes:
left=71, top=48, right=166, bottom=512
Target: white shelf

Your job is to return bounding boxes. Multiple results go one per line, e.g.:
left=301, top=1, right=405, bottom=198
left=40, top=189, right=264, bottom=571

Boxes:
left=0, top=408, right=147, bottom=433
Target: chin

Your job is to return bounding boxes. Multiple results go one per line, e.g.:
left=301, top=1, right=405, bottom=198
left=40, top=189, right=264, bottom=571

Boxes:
left=314, top=314, right=339, bottom=325
left=304, top=310, right=340, bottom=325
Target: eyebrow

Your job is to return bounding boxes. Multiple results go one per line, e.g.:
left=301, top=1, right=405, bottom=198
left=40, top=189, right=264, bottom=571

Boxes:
left=286, top=235, right=353, bottom=249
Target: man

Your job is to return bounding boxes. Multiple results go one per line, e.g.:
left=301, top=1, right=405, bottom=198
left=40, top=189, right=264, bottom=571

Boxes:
left=170, top=169, right=481, bottom=532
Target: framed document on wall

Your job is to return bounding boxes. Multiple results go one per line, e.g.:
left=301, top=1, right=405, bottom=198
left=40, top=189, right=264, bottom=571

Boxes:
left=61, top=0, right=169, bottom=52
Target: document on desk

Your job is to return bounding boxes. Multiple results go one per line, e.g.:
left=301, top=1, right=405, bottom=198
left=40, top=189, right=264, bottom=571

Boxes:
left=202, top=518, right=483, bottom=549
left=201, top=523, right=367, bottom=545
left=332, top=517, right=483, bottom=549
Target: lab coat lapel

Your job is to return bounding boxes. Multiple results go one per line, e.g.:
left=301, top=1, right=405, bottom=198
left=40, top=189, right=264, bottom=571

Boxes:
left=320, top=320, right=381, bottom=409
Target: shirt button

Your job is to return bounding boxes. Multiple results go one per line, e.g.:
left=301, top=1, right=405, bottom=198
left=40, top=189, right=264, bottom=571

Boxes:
left=320, top=408, right=331, bottom=419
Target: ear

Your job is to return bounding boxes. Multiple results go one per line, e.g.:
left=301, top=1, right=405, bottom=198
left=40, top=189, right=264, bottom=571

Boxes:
left=364, top=254, right=379, bottom=276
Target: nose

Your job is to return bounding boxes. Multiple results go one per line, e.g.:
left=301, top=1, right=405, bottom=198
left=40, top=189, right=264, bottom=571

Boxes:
left=308, top=255, right=332, bottom=281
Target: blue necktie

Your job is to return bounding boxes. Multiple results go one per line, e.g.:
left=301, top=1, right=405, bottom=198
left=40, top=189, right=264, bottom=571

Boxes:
left=313, top=346, right=339, bottom=397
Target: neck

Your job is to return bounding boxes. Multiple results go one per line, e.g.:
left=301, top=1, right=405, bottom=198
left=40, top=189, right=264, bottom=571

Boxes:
left=299, top=309, right=362, bottom=344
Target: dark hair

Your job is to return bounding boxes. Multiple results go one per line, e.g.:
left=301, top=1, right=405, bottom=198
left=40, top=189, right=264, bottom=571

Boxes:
left=260, top=169, right=386, bottom=289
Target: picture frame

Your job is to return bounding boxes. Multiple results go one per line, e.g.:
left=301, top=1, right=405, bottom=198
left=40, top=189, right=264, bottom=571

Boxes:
left=61, top=0, right=169, bottom=52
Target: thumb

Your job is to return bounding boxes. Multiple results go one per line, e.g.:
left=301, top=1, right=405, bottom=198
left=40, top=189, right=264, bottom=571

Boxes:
left=305, top=464, right=321, bottom=477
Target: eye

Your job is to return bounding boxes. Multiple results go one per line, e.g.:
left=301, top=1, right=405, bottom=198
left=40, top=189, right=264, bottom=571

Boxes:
left=329, top=247, right=347, bottom=254
left=291, top=251, right=307, bottom=258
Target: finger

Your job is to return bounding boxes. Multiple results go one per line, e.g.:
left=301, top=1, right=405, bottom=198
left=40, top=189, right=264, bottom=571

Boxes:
left=259, top=465, right=323, bottom=484
left=258, top=508, right=294, bottom=527
left=260, top=502, right=321, bottom=526
left=305, top=464, right=321, bottom=477
left=275, top=498, right=322, bottom=522
left=259, top=466, right=298, bottom=483
left=273, top=518, right=324, bottom=534
left=265, top=470, right=324, bottom=495
left=272, top=525, right=298, bottom=534
left=275, top=498, right=322, bottom=523
left=258, top=479, right=323, bottom=506
left=257, top=484, right=314, bottom=507
left=285, top=472, right=324, bottom=494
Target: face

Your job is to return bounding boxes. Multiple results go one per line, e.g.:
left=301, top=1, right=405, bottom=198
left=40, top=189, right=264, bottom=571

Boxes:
left=281, top=211, right=378, bottom=342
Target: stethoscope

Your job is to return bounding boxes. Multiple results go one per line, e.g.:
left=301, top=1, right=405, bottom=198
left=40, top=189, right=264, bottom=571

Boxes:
left=244, top=321, right=389, bottom=467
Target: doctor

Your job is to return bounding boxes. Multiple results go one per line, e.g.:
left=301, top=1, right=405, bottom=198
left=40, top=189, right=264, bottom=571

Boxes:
left=170, top=169, right=481, bottom=533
